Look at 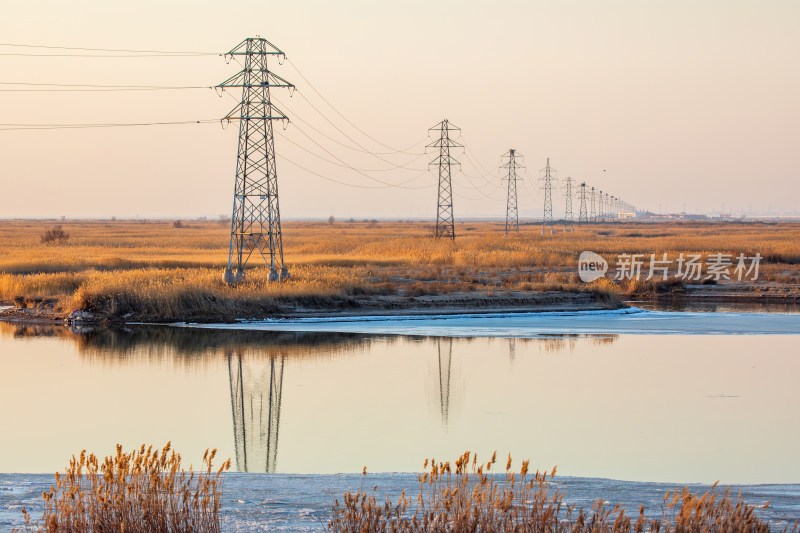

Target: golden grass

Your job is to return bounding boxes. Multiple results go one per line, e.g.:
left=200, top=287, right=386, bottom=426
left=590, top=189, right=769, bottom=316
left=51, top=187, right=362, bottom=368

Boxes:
left=12, top=444, right=795, bottom=531
left=14, top=442, right=230, bottom=533
left=330, top=451, right=793, bottom=532
left=1, top=219, right=799, bottom=319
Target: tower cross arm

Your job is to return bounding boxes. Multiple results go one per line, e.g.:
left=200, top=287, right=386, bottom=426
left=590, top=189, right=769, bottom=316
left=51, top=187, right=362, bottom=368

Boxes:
left=225, top=38, right=286, bottom=58
left=427, top=156, right=461, bottom=168
left=425, top=138, right=464, bottom=151
left=216, top=70, right=295, bottom=90
left=428, top=120, right=461, bottom=133
left=222, top=102, right=289, bottom=122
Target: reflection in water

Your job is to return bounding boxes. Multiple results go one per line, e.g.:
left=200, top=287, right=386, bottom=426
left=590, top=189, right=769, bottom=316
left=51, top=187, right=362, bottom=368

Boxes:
left=0, top=321, right=633, bottom=475
left=5, top=320, right=799, bottom=483
left=437, top=339, right=453, bottom=426
left=228, top=352, right=284, bottom=473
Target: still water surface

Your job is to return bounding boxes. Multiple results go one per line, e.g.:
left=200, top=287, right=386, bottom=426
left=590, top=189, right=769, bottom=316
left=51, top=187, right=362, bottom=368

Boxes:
left=1, top=319, right=798, bottom=484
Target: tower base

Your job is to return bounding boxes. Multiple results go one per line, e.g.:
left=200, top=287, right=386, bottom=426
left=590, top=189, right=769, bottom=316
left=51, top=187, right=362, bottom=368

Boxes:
left=223, top=268, right=246, bottom=285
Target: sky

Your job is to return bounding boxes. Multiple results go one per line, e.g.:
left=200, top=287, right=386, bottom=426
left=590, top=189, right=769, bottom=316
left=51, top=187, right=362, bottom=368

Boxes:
left=0, top=0, right=798, bottom=219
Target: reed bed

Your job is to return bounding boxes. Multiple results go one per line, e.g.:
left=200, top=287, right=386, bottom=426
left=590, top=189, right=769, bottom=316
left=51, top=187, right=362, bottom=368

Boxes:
left=329, top=451, right=794, bottom=532
left=1, top=219, right=799, bottom=318
left=14, top=443, right=230, bottom=533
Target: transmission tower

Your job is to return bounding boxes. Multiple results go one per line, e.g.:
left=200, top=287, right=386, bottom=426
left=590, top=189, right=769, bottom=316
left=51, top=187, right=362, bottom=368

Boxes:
left=426, top=120, right=462, bottom=239
left=539, top=157, right=557, bottom=234
left=590, top=186, right=597, bottom=222
left=218, top=38, right=294, bottom=285
left=578, top=182, right=588, bottom=225
left=501, top=149, right=524, bottom=236
left=597, top=190, right=605, bottom=220
left=563, top=177, right=575, bottom=232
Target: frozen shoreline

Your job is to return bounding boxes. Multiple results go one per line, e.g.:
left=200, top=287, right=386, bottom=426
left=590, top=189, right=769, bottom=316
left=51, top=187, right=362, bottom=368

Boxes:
left=2, top=473, right=798, bottom=532
left=179, top=308, right=800, bottom=337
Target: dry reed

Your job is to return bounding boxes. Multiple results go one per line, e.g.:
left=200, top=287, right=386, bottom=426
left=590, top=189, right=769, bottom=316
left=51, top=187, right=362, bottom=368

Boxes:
left=14, top=442, right=230, bottom=533
left=1, top=220, right=799, bottom=318
left=329, top=451, right=795, bottom=532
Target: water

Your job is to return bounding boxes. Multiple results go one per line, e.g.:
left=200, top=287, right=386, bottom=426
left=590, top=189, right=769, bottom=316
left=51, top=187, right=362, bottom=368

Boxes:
left=1, top=313, right=799, bottom=485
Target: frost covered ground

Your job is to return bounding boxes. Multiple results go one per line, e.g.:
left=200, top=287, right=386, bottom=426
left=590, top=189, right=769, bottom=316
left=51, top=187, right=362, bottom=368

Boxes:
left=183, top=308, right=800, bottom=337
left=2, top=473, right=798, bottom=532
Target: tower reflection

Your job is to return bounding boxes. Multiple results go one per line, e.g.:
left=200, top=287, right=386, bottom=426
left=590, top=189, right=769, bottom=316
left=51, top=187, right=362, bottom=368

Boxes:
left=0, top=323, right=619, bottom=473
left=227, top=352, right=285, bottom=473
left=437, top=338, right=453, bottom=426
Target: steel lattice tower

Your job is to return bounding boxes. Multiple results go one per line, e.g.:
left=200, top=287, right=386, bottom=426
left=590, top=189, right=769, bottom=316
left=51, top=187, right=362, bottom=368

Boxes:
left=218, top=38, right=294, bottom=284
left=590, top=186, right=597, bottom=222
left=539, top=157, right=557, bottom=234
left=597, top=190, right=605, bottom=220
left=563, top=177, right=575, bottom=232
left=578, top=182, right=588, bottom=225
left=501, top=149, right=524, bottom=236
left=426, top=119, right=462, bottom=239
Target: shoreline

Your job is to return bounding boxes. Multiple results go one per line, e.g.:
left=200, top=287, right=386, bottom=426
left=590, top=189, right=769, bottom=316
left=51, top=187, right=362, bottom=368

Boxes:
left=2, top=283, right=800, bottom=326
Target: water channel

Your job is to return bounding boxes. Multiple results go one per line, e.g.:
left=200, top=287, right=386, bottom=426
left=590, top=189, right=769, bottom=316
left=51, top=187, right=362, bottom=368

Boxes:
left=2, top=307, right=798, bottom=486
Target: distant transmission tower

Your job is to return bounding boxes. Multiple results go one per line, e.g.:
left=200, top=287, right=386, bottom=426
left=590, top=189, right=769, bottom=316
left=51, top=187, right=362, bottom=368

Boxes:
left=427, top=120, right=462, bottom=239
left=563, top=177, right=575, bottom=232
left=578, top=182, right=588, bottom=225
left=539, top=157, right=557, bottom=234
left=590, top=186, right=597, bottom=222
left=597, top=190, right=605, bottom=220
left=501, top=149, right=524, bottom=236
left=218, top=38, right=294, bottom=285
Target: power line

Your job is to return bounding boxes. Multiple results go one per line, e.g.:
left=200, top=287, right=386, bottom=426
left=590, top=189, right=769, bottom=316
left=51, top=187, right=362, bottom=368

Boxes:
left=0, top=42, right=216, bottom=55
left=293, top=89, right=427, bottom=166
left=272, top=93, right=427, bottom=157
left=0, top=53, right=216, bottom=58
left=224, top=84, right=434, bottom=187
left=280, top=113, right=432, bottom=188
left=0, top=87, right=210, bottom=92
left=278, top=154, right=433, bottom=190
left=456, top=170, right=505, bottom=200
left=224, top=88, right=429, bottom=176
left=460, top=143, right=504, bottom=191
left=286, top=58, right=421, bottom=155
left=0, top=82, right=206, bottom=88
left=276, top=128, right=431, bottom=177
left=462, top=139, right=496, bottom=176
left=0, top=119, right=217, bottom=131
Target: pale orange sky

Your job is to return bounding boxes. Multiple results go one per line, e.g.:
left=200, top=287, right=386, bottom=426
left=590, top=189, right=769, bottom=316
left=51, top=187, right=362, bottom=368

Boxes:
left=0, top=1, right=798, bottom=219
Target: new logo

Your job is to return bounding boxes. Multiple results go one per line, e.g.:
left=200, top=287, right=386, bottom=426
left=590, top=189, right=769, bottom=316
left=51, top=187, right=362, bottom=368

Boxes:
left=578, top=251, right=608, bottom=282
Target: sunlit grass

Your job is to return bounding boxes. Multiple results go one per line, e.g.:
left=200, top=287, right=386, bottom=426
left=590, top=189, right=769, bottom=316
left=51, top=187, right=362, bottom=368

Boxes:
left=14, top=443, right=229, bottom=533
left=1, top=219, right=798, bottom=318
left=330, top=451, right=792, bottom=532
